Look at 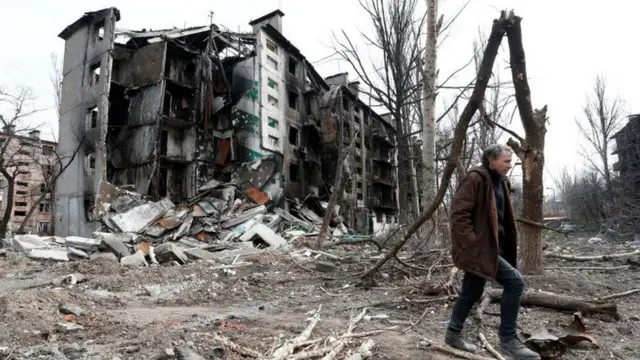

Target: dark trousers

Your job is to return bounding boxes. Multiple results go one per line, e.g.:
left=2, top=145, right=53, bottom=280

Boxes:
left=447, top=256, right=525, bottom=337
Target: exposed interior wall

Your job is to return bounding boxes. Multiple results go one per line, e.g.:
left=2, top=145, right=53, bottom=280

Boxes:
left=55, top=8, right=119, bottom=237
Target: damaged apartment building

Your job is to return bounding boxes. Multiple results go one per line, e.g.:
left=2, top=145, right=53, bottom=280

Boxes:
left=55, top=7, right=399, bottom=237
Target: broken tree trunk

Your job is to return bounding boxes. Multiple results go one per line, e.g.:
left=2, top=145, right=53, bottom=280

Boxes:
left=485, top=289, right=619, bottom=319
left=315, top=131, right=358, bottom=249
left=360, top=12, right=510, bottom=282
left=504, top=12, right=547, bottom=275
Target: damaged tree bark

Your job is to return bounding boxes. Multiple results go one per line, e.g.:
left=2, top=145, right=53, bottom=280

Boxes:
left=504, top=12, right=548, bottom=275
left=361, top=12, right=510, bottom=282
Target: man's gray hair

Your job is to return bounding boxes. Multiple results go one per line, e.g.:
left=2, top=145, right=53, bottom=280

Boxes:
left=481, top=144, right=512, bottom=167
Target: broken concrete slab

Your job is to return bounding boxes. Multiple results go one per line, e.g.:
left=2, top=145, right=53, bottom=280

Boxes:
left=11, top=235, right=52, bottom=253
left=67, top=247, right=89, bottom=260
left=239, top=224, right=287, bottom=248
left=109, top=200, right=169, bottom=233
left=184, top=247, right=218, bottom=261
left=172, top=215, right=194, bottom=240
left=89, top=252, right=119, bottom=262
left=221, top=205, right=267, bottom=229
left=26, top=248, right=69, bottom=262
left=96, top=233, right=133, bottom=258
left=64, top=236, right=102, bottom=252
left=120, top=251, right=148, bottom=267
left=145, top=224, right=168, bottom=237
left=59, top=303, right=84, bottom=317
left=154, top=243, right=189, bottom=264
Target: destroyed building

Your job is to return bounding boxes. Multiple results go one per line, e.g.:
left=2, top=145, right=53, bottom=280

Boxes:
left=54, top=7, right=398, bottom=237
left=613, top=113, right=640, bottom=196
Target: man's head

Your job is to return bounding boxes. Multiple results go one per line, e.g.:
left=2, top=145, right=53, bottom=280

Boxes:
left=481, top=144, right=513, bottom=177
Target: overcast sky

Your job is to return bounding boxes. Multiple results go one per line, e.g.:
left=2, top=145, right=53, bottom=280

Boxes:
left=1, top=0, right=637, bottom=189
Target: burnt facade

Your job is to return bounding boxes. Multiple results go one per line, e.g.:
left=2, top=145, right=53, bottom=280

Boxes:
left=612, top=114, right=640, bottom=195
left=55, top=8, right=398, bottom=237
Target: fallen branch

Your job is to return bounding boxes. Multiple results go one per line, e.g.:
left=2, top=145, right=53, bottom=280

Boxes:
left=320, top=308, right=368, bottom=360
left=546, top=266, right=630, bottom=271
left=516, top=217, right=569, bottom=236
left=479, top=333, right=505, bottom=360
left=359, top=13, right=509, bottom=282
left=271, top=306, right=322, bottom=359
left=345, top=338, right=376, bottom=360
left=485, top=289, right=619, bottom=319
left=419, top=339, right=496, bottom=360
left=596, top=288, right=640, bottom=302
left=545, top=250, right=640, bottom=262
left=475, top=296, right=504, bottom=360
left=212, top=333, right=262, bottom=358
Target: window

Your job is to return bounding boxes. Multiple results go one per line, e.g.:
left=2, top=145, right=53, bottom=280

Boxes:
left=17, top=170, right=28, bottom=175
left=85, top=152, right=96, bottom=176
left=16, top=191, right=28, bottom=196
left=267, top=117, right=279, bottom=129
left=94, top=20, right=105, bottom=42
left=288, top=91, right=299, bottom=110
left=38, top=222, right=50, bottom=234
left=266, top=40, right=278, bottom=53
left=357, top=193, right=363, bottom=201
left=0, top=139, right=5, bottom=148
left=16, top=181, right=28, bottom=187
left=18, top=149, right=30, bottom=156
left=288, top=126, right=299, bottom=145
left=86, top=106, right=98, bottom=129
left=42, top=145, right=54, bottom=156
left=13, top=210, right=26, bottom=217
left=267, top=78, right=278, bottom=91
left=39, top=202, right=50, bottom=213
left=289, top=163, right=300, bottom=183
left=342, top=98, right=349, bottom=111
left=267, top=56, right=278, bottom=70
left=15, top=202, right=27, bottom=207
left=89, top=62, right=101, bottom=86
left=288, top=57, right=298, bottom=75
left=268, top=135, right=279, bottom=147
left=267, top=95, right=278, bottom=108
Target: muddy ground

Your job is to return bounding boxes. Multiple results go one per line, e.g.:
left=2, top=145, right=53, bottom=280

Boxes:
left=0, top=234, right=638, bottom=360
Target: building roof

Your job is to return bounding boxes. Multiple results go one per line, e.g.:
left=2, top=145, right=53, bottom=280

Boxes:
left=59, top=7, right=121, bottom=40
left=249, top=10, right=285, bottom=26
left=260, top=24, right=329, bottom=92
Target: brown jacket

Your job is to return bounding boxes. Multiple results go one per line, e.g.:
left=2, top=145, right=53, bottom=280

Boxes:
left=449, top=166, right=518, bottom=280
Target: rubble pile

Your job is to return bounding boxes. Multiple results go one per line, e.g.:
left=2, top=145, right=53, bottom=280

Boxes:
left=5, top=160, right=352, bottom=266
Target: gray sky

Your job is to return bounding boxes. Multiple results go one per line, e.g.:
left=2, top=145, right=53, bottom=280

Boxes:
left=1, top=0, right=637, bottom=189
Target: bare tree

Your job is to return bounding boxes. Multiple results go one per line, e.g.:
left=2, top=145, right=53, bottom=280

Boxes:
left=576, top=75, right=624, bottom=204
left=362, top=11, right=510, bottom=280
left=50, top=52, right=63, bottom=118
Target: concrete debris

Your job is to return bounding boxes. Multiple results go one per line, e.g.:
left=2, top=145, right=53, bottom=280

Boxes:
left=59, top=303, right=84, bottom=317
left=174, top=346, right=206, bottom=360
left=8, top=179, right=358, bottom=268
left=56, top=322, right=84, bottom=332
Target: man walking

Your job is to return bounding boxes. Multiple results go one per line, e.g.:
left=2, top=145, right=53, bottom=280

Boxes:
left=444, top=144, right=540, bottom=359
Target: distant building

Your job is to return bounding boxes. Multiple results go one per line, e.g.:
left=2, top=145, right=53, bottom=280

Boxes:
left=612, top=114, right=640, bottom=195
left=0, top=127, right=57, bottom=235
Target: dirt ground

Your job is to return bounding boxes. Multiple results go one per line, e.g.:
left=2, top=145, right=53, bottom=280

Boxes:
left=0, top=234, right=638, bottom=360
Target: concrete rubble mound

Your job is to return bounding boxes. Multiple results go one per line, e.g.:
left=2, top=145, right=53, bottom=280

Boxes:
left=5, top=177, right=351, bottom=266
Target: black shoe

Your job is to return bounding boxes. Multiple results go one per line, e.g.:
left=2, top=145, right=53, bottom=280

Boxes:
left=499, top=335, right=540, bottom=359
left=444, top=329, right=478, bottom=353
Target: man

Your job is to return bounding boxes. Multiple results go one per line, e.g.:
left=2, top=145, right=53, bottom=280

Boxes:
left=444, top=144, right=540, bottom=360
